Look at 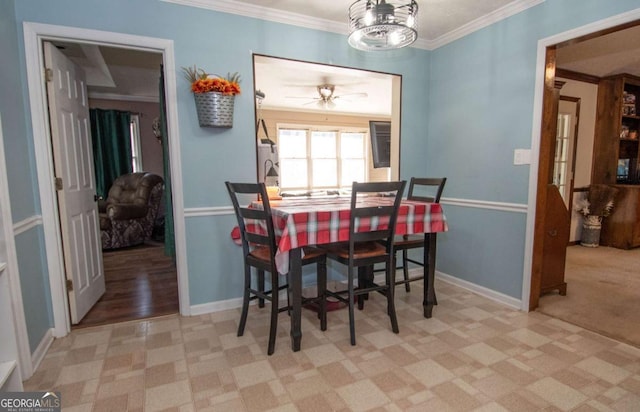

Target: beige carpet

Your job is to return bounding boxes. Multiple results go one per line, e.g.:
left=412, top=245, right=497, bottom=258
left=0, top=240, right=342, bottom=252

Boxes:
left=537, top=245, right=640, bottom=348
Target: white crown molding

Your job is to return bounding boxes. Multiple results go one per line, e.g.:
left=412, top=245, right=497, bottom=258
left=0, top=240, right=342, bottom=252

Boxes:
left=427, top=0, right=545, bottom=50
left=162, top=0, right=544, bottom=51
left=161, top=0, right=346, bottom=35
left=88, top=92, right=159, bottom=103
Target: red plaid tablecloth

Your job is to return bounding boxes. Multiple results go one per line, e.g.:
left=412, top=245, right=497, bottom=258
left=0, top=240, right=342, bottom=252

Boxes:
left=234, top=196, right=448, bottom=274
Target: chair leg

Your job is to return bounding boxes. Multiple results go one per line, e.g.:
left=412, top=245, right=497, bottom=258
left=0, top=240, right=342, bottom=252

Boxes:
left=318, top=260, right=327, bottom=331
left=387, top=258, right=399, bottom=334
left=402, top=249, right=411, bottom=292
left=348, top=267, right=357, bottom=346
left=237, top=265, right=251, bottom=337
left=267, top=271, right=279, bottom=355
left=258, top=270, right=266, bottom=308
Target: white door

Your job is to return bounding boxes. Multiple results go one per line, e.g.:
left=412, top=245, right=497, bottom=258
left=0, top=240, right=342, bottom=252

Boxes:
left=554, top=99, right=579, bottom=206
left=44, top=42, right=105, bottom=324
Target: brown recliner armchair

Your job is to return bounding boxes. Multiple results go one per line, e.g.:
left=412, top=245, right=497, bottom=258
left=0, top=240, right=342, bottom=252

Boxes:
left=99, top=172, right=164, bottom=250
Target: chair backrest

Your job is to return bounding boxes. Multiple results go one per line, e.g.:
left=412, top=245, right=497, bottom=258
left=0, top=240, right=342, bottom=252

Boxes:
left=349, top=181, right=406, bottom=251
left=407, top=177, right=447, bottom=203
left=225, top=182, right=277, bottom=260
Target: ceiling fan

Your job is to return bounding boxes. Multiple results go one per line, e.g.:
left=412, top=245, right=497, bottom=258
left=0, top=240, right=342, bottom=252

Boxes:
left=287, top=84, right=368, bottom=109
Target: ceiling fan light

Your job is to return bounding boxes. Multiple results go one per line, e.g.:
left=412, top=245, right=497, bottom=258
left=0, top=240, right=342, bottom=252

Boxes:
left=364, top=9, right=375, bottom=25
left=348, top=0, right=418, bottom=51
left=350, top=30, right=363, bottom=43
left=388, top=30, right=403, bottom=46
left=406, top=14, right=415, bottom=28
left=318, top=85, right=334, bottom=98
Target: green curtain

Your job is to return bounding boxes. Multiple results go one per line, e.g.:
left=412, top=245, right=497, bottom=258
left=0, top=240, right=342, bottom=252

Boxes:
left=159, top=66, right=176, bottom=259
left=90, top=109, right=133, bottom=198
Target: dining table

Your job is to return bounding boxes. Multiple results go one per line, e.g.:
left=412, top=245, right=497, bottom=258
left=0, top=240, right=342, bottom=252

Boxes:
left=246, top=195, right=448, bottom=352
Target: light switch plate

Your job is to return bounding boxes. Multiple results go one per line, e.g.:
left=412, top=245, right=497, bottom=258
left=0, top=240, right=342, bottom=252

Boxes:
left=514, top=149, right=531, bottom=165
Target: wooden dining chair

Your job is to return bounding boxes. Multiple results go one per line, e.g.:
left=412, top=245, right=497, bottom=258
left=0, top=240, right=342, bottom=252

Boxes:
left=225, top=182, right=327, bottom=355
left=319, top=180, right=406, bottom=345
left=393, top=177, right=446, bottom=293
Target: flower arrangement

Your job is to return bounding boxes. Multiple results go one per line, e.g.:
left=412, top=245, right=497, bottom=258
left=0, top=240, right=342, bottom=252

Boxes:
left=181, top=65, right=241, bottom=95
left=574, top=198, right=612, bottom=225
left=574, top=184, right=617, bottom=225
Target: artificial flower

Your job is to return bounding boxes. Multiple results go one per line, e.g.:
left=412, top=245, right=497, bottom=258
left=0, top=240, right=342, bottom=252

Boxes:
left=182, top=65, right=241, bottom=95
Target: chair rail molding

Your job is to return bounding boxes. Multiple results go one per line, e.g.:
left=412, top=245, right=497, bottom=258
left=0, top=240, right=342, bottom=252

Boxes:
left=183, top=198, right=526, bottom=219
left=184, top=206, right=234, bottom=217
left=13, top=215, right=43, bottom=236
left=440, top=197, right=527, bottom=213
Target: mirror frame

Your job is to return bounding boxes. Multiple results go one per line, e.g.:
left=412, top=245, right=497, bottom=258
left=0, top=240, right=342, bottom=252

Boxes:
left=252, top=54, right=402, bottom=190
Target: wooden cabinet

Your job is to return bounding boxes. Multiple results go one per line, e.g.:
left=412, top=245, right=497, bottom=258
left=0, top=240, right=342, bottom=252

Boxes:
left=593, top=74, right=640, bottom=184
left=600, top=185, right=640, bottom=249
left=592, top=75, right=640, bottom=249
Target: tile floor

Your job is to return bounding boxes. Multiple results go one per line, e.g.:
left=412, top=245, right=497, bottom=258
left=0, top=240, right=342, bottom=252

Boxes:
left=24, top=280, right=640, bottom=411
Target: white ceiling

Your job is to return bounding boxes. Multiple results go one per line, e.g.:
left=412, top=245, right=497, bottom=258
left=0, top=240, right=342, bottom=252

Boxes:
left=556, top=25, right=640, bottom=78
left=52, top=41, right=163, bottom=103
left=254, top=55, right=395, bottom=116
left=164, top=0, right=543, bottom=50
left=54, top=1, right=640, bottom=116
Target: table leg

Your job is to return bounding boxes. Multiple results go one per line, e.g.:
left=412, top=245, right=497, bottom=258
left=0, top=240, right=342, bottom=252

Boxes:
left=423, top=233, right=437, bottom=318
left=358, top=265, right=373, bottom=309
left=289, top=247, right=302, bottom=351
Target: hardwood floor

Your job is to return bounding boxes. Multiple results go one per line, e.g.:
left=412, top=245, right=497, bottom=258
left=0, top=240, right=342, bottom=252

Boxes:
left=75, top=242, right=178, bottom=328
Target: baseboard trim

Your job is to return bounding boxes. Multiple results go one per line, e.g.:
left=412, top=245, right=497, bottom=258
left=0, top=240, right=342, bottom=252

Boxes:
left=30, top=328, right=54, bottom=376
left=190, top=297, right=243, bottom=316
left=436, top=270, right=522, bottom=310
left=190, top=270, right=522, bottom=316
left=190, top=286, right=324, bottom=316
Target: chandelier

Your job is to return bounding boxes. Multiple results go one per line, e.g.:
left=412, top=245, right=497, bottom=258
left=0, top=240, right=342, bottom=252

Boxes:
left=348, top=0, right=419, bottom=51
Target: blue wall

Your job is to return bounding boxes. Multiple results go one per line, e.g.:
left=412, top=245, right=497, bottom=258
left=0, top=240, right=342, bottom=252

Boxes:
left=14, top=228, right=52, bottom=353
left=1, top=0, right=53, bottom=354
left=4, top=0, right=640, bottom=352
left=427, top=0, right=640, bottom=299
left=6, top=0, right=431, bottom=348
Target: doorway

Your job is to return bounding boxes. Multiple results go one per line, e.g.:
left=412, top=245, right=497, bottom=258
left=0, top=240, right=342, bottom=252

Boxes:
left=51, top=42, right=178, bottom=328
left=528, top=13, right=640, bottom=344
left=24, top=23, right=189, bottom=338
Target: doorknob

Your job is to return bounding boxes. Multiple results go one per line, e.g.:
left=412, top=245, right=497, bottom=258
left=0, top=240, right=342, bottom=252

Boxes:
left=94, top=194, right=102, bottom=202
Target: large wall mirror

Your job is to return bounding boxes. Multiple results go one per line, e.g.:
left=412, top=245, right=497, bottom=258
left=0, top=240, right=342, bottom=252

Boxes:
left=253, top=54, right=401, bottom=196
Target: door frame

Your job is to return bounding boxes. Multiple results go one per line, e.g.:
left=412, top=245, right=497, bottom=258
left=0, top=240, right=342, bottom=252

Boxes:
left=524, top=9, right=640, bottom=310
left=23, top=22, right=190, bottom=337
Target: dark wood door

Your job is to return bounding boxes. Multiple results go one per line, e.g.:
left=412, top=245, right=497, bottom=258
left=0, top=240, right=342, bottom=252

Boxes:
left=540, top=184, right=569, bottom=295
left=531, top=47, right=570, bottom=309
